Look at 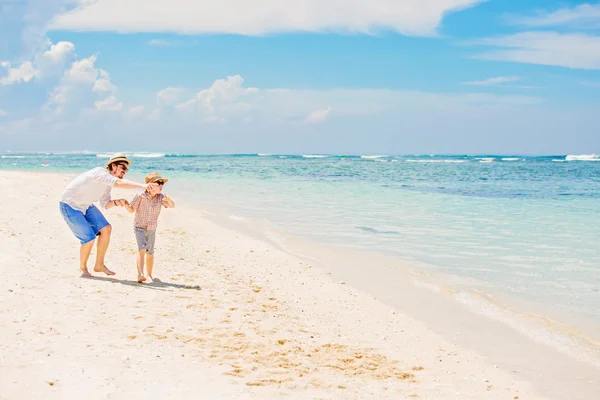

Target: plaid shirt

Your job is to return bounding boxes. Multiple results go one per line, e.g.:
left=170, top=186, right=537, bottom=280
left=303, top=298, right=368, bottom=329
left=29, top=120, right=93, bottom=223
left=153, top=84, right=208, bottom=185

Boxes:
left=130, top=192, right=164, bottom=230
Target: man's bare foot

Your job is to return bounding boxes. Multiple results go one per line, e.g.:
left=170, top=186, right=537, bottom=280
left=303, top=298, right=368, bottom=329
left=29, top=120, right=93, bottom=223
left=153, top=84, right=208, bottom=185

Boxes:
left=137, top=275, right=147, bottom=283
left=80, top=270, right=92, bottom=278
left=93, top=265, right=116, bottom=276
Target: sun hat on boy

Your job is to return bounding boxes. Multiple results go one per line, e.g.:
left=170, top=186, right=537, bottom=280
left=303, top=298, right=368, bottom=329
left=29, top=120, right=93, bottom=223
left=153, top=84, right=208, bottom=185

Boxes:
left=145, top=172, right=169, bottom=184
left=105, top=152, right=131, bottom=168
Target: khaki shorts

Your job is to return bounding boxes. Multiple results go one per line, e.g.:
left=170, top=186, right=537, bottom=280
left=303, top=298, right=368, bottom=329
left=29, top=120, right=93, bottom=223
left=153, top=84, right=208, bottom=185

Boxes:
left=134, top=227, right=156, bottom=254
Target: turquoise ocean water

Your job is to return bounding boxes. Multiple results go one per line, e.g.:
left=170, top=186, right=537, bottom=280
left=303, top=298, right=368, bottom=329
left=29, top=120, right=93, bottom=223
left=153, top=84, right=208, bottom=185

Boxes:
left=2, top=152, right=599, bottom=332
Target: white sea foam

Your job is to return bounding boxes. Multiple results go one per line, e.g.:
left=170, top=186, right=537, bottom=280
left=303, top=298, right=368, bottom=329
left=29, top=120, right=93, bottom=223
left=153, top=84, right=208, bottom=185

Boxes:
left=228, top=214, right=249, bottom=222
left=566, top=154, right=600, bottom=161
left=406, top=159, right=468, bottom=163
left=258, top=153, right=270, bottom=156
left=360, top=155, right=388, bottom=159
left=1, top=155, right=26, bottom=158
left=501, top=157, right=521, bottom=161
left=552, top=159, right=565, bottom=163
left=477, top=157, right=495, bottom=163
left=302, top=155, right=327, bottom=158
left=455, top=291, right=600, bottom=368
left=132, top=153, right=165, bottom=158
left=96, top=152, right=165, bottom=158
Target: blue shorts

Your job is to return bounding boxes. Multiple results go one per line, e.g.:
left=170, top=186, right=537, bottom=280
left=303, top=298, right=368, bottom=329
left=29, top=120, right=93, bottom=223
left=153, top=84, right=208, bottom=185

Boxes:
left=59, top=202, right=110, bottom=244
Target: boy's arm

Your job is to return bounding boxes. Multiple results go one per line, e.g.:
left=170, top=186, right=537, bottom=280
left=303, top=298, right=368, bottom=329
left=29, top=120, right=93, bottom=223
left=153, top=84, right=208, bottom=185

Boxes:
left=161, top=194, right=175, bottom=208
left=126, top=195, right=140, bottom=213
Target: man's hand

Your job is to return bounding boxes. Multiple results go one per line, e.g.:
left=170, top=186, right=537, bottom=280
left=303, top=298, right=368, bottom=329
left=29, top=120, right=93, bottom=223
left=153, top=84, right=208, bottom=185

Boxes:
left=146, top=182, right=159, bottom=192
left=116, top=199, right=129, bottom=207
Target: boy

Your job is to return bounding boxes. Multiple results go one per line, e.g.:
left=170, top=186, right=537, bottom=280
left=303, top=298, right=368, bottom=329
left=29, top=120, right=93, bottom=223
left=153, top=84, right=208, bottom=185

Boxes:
left=125, top=172, right=175, bottom=283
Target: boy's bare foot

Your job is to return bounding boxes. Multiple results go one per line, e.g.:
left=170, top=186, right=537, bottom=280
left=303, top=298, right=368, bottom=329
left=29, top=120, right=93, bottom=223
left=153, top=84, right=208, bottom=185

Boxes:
left=80, top=270, right=92, bottom=278
left=93, top=265, right=116, bottom=276
left=137, top=275, right=147, bottom=283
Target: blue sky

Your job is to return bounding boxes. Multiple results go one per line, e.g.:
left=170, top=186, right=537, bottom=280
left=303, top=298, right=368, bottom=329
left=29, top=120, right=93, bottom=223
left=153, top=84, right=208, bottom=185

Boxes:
left=0, top=0, right=599, bottom=154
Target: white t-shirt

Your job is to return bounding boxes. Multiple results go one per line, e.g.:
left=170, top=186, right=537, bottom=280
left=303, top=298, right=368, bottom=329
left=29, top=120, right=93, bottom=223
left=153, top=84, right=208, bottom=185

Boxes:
left=60, top=167, right=119, bottom=213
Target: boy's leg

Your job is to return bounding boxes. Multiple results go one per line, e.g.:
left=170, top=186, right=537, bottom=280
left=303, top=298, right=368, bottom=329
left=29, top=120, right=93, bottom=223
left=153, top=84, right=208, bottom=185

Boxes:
left=145, top=230, right=157, bottom=280
left=137, top=250, right=146, bottom=282
left=134, top=228, right=148, bottom=282
left=146, top=253, right=154, bottom=279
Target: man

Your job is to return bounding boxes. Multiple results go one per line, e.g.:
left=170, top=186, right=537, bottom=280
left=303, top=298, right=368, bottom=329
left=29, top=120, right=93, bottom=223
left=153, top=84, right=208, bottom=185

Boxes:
left=59, top=152, right=157, bottom=277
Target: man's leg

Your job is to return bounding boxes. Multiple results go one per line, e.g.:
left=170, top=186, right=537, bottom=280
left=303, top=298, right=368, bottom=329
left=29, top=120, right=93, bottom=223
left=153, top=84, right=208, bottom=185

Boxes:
left=84, top=205, right=115, bottom=276
left=93, top=225, right=115, bottom=275
left=137, top=250, right=146, bottom=282
left=80, top=240, right=95, bottom=277
left=59, top=202, right=97, bottom=278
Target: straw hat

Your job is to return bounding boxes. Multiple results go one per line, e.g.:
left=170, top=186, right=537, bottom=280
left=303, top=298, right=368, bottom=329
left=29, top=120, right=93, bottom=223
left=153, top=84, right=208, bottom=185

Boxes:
left=105, top=152, right=131, bottom=168
left=145, top=172, right=169, bottom=184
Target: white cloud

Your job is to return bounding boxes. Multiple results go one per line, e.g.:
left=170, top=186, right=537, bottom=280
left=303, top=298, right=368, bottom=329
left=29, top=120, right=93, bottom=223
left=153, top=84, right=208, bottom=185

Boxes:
left=0, top=61, right=38, bottom=85
left=50, top=0, right=485, bottom=37
left=93, top=78, right=117, bottom=93
left=41, top=41, right=75, bottom=64
left=156, top=87, right=187, bottom=106
left=512, top=3, right=600, bottom=29
left=128, top=105, right=145, bottom=115
left=203, top=115, right=228, bottom=124
left=95, top=95, right=123, bottom=111
left=462, top=76, right=521, bottom=86
left=461, top=76, right=541, bottom=89
left=168, top=75, right=543, bottom=126
left=44, top=54, right=122, bottom=116
left=305, top=106, right=332, bottom=123
left=2, top=0, right=80, bottom=59
left=8, top=71, right=585, bottom=155
left=467, top=32, right=600, bottom=70
left=0, top=40, right=75, bottom=85
left=147, top=39, right=184, bottom=47
left=176, top=75, right=258, bottom=118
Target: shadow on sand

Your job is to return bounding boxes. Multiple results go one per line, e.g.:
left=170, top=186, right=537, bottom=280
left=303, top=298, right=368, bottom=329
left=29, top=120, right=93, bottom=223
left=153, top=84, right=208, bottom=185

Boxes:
left=86, top=276, right=201, bottom=291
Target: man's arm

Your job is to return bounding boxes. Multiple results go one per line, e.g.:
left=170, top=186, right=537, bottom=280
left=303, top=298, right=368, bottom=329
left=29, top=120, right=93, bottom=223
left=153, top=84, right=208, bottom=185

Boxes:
left=100, top=190, right=114, bottom=209
left=114, top=179, right=154, bottom=191
left=92, top=168, right=155, bottom=191
left=105, top=199, right=130, bottom=209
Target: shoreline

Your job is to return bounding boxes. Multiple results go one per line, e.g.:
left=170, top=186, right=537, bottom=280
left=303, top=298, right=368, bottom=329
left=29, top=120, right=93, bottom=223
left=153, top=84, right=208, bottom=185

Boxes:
left=174, top=182, right=600, bottom=363
left=197, top=207, right=600, bottom=397
left=1, top=169, right=597, bottom=399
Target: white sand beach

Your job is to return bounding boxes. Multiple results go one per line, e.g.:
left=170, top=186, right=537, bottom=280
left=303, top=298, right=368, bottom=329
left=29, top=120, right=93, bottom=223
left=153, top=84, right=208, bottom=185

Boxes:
left=0, top=170, right=593, bottom=399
